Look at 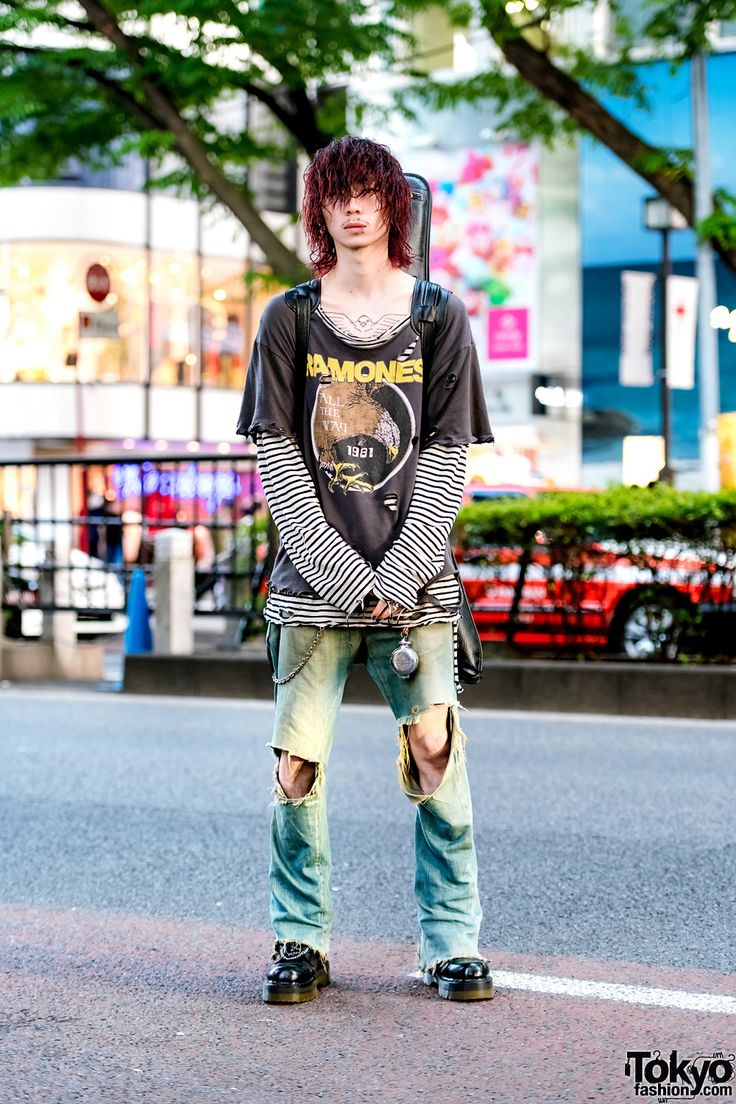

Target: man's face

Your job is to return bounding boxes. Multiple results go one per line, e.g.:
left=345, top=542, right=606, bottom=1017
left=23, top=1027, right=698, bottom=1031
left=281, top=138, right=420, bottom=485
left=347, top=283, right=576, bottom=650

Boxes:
left=321, top=187, right=389, bottom=254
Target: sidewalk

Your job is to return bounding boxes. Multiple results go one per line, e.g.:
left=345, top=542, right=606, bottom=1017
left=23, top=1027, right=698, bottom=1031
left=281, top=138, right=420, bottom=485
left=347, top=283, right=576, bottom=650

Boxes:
left=122, top=648, right=736, bottom=718
left=3, top=621, right=734, bottom=718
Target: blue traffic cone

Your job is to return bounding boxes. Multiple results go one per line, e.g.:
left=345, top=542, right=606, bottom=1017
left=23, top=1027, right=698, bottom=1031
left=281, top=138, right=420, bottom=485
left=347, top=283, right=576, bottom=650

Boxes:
left=124, top=567, right=153, bottom=654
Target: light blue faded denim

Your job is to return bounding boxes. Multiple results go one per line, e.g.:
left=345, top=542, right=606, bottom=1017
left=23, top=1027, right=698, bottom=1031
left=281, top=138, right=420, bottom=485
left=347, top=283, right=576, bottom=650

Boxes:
left=265, top=621, right=483, bottom=972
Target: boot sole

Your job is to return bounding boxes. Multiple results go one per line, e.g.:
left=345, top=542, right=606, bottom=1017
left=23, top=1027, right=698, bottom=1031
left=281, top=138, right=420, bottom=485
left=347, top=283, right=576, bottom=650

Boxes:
left=262, top=982, right=318, bottom=1004
left=423, top=972, right=495, bottom=1002
left=262, top=969, right=330, bottom=1004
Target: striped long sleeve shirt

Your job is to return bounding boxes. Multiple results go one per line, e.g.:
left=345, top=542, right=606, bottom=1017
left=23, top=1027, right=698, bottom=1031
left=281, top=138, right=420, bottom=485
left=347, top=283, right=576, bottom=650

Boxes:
left=257, top=431, right=467, bottom=628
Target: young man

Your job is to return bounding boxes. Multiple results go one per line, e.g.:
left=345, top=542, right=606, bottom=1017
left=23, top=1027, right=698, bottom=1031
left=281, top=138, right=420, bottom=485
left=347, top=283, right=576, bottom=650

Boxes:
left=237, top=136, right=494, bottom=1004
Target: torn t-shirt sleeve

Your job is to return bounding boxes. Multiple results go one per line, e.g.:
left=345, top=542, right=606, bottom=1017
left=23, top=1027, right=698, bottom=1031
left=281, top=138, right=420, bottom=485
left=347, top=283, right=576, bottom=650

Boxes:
left=422, top=295, right=495, bottom=447
left=236, top=294, right=297, bottom=440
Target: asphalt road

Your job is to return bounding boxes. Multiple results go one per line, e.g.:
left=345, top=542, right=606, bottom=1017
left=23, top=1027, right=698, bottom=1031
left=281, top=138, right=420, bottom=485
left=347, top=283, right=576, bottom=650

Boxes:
left=0, top=687, right=734, bottom=1103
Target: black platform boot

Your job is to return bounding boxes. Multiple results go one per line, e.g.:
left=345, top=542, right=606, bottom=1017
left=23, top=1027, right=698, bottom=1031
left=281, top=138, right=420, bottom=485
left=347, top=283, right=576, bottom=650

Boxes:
left=262, top=941, right=330, bottom=1004
left=423, top=957, right=494, bottom=1001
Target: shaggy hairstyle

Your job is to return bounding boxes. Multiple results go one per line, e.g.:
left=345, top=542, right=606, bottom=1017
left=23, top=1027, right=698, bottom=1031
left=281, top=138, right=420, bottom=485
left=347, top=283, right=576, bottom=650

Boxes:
left=302, top=137, right=413, bottom=276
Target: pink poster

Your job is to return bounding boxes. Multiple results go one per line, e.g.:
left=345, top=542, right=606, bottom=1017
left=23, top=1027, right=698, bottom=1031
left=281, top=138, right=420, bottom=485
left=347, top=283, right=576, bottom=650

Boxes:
left=488, top=308, right=528, bottom=360
left=406, top=144, right=538, bottom=369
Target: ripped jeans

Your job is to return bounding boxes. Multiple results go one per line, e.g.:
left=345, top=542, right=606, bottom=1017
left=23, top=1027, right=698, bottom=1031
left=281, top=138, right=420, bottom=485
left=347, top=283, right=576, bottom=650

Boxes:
left=265, top=621, right=483, bottom=972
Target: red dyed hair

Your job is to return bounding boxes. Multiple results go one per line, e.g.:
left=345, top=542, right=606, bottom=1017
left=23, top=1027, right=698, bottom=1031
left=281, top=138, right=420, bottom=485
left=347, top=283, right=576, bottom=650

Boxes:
left=302, top=137, right=413, bottom=276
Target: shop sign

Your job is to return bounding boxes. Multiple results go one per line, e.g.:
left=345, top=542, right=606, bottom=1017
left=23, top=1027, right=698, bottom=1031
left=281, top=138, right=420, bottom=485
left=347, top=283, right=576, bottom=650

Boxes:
left=112, top=462, right=242, bottom=511
left=488, top=308, right=529, bottom=360
left=79, top=310, right=119, bottom=339
left=86, top=263, right=111, bottom=303
left=717, top=411, right=736, bottom=489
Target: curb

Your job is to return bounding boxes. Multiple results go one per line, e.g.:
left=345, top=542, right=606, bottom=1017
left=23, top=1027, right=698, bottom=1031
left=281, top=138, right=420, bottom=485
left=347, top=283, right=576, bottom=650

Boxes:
left=122, top=654, right=736, bottom=719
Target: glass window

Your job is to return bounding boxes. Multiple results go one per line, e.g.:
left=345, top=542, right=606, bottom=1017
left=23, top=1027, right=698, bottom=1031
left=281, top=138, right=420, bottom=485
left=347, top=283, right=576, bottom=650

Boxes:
left=149, top=250, right=199, bottom=387
left=0, top=242, right=146, bottom=384
left=201, top=257, right=248, bottom=390
left=0, top=239, right=269, bottom=390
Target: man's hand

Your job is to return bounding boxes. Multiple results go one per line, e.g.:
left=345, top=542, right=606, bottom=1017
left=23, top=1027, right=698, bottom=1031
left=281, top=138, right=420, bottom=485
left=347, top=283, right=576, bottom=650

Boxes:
left=371, top=598, right=406, bottom=622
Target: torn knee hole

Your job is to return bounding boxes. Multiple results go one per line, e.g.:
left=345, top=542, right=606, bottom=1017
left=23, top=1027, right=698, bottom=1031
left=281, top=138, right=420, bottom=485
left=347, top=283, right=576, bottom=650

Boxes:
left=404, top=702, right=451, bottom=727
left=273, top=754, right=321, bottom=803
left=398, top=705, right=465, bottom=763
left=404, top=703, right=455, bottom=754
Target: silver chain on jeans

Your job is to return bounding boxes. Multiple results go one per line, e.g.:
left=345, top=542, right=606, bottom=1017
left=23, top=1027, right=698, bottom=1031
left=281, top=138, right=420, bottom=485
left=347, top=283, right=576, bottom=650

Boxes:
left=272, top=627, right=325, bottom=685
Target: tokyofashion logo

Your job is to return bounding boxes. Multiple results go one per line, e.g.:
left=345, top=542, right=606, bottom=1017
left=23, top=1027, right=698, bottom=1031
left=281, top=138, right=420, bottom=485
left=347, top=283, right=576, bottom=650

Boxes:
left=625, top=1050, right=734, bottom=1098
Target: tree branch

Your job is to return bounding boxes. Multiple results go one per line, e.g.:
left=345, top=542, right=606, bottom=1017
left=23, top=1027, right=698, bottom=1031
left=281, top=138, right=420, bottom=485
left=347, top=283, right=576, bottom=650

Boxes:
left=0, top=40, right=163, bottom=132
left=75, top=0, right=306, bottom=280
left=286, top=86, right=333, bottom=153
left=1, top=0, right=96, bottom=34
left=480, top=3, right=736, bottom=273
left=234, top=79, right=330, bottom=157
left=215, top=0, right=330, bottom=155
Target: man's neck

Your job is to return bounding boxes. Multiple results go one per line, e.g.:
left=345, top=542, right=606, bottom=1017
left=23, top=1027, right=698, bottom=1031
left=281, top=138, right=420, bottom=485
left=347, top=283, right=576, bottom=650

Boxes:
left=323, top=242, right=397, bottom=300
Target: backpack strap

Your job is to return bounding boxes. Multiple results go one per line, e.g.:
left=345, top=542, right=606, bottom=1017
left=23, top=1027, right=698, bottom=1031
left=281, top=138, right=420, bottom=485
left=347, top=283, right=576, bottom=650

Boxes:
left=284, top=277, right=450, bottom=445
left=411, top=279, right=451, bottom=442
left=284, top=279, right=320, bottom=442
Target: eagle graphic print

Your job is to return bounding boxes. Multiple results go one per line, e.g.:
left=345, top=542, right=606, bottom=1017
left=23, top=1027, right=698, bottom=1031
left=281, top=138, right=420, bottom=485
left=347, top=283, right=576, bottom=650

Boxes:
left=308, top=337, right=421, bottom=494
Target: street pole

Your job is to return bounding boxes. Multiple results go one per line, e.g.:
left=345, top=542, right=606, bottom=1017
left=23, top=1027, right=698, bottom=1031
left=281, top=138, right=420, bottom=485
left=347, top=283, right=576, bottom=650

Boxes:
left=195, top=198, right=203, bottom=444
left=659, top=227, right=673, bottom=484
left=691, top=50, right=721, bottom=490
left=143, top=158, right=152, bottom=443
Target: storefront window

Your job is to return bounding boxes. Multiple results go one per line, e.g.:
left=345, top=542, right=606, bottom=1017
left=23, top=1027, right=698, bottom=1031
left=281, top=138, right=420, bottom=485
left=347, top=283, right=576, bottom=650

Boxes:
left=0, top=242, right=146, bottom=384
left=201, top=258, right=248, bottom=390
left=150, top=250, right=199, bottom=387
left=0, top=241, right=269, bottom=390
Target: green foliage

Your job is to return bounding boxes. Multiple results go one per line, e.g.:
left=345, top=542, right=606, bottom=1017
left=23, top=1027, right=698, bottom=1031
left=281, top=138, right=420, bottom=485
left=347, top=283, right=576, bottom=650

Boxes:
left=630, top=146, right=694, bottom=181
left=422, top=0, right=733, bottom=142
left=0, top=0, right=415, bottom=194
left=455, top=485, right=736, bottom=553
left=620, top=0, right=736, bottom=56
left=399, top=1, right=736, bottom=255
left=2, top=0, right=736, bottom=263
left=700, top=189, right=736, bottom=249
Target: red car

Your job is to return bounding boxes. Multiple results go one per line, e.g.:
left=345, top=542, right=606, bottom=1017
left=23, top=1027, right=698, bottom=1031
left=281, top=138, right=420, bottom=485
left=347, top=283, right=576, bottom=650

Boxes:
left=458, top=485, right=736, bottom=660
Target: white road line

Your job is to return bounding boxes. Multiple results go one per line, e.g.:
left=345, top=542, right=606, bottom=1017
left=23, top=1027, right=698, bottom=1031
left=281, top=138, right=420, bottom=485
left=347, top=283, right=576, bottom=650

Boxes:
left=490, top=971, right=736, bottom=1014
left=409, top=969, right=736, bottom=1013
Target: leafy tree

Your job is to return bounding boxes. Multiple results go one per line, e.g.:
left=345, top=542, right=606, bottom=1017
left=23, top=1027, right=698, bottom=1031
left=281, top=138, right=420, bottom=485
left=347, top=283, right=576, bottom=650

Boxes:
left=2, top=0, right=736, bottom=279
left=410, top=0, right=736, bottom=272
left=0, top=0, right=415, bottom=280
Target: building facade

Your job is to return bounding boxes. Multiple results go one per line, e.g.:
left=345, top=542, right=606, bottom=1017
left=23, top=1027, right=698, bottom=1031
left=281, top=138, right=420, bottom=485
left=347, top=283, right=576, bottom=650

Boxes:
left=0, top=158, right=285, bottom=460
left=580, top=49, right=736, bottom=487
left=2, top=4, right=735, bottom=491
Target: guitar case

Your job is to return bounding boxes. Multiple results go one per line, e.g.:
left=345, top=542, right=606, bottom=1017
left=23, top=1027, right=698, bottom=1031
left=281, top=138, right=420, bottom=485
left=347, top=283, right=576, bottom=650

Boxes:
left=404, top=173, right=432, bottom=282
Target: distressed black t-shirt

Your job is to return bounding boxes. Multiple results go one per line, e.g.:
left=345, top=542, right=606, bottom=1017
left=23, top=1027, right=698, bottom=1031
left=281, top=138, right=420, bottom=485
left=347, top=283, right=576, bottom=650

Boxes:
left=236, top=284, right=493, bottom=597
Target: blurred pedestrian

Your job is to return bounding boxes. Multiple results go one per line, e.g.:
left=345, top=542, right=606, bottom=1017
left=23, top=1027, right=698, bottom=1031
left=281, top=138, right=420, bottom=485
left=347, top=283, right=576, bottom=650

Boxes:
left=237, top=137, right=494, bottom=1004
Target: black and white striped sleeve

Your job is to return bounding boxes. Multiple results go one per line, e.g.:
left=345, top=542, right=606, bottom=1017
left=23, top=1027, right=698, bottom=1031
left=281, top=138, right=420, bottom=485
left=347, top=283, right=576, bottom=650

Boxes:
left=373, top=442, right=468, bottom=610
left=256, top=432, right=376, bottom=614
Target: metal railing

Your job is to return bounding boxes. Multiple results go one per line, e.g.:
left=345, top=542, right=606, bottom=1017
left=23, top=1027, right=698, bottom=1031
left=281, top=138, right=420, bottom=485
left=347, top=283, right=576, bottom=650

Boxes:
left=0, top=450, right=268, bottom=638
